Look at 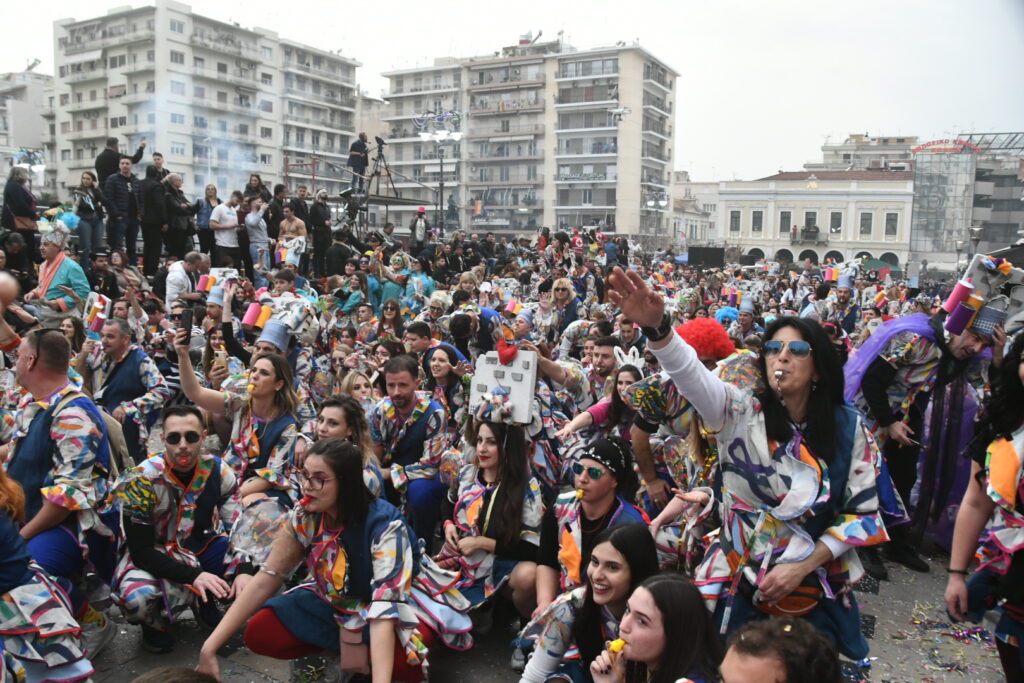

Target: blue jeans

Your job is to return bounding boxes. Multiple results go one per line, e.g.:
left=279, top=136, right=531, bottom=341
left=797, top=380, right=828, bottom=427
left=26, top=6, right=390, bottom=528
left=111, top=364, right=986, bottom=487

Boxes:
left=249, top=244, right=270, bottom=289
left=406, top=477, right=446, bottom=547
left=77, top=215, right=104, bottom=269
left=109, top=215, right=140, bottom=262
left=28, top=522, right=118, bottom=612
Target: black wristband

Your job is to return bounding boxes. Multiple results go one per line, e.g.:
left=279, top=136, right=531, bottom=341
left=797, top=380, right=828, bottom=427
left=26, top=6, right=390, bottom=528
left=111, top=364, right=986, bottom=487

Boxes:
left=640, top=313, right=673, bottom=343
left=946, top=567, right=968, bottom=575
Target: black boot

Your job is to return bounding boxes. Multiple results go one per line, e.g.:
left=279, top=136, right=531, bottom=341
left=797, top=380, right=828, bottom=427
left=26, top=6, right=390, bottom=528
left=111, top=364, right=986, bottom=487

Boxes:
left=883, top=542, right=930, bottom=573
left=859, top=546, right=888, bottom=581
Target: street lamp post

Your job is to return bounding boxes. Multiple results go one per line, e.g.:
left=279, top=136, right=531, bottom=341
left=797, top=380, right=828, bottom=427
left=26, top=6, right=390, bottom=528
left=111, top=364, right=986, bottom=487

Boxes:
left=419, top=128, right=462, bottom=239
left=954, top=239, right=965, bottom=272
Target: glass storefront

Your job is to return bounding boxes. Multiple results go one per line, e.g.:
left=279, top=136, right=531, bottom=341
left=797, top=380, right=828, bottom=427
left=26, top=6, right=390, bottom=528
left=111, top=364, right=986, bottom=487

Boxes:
left=910, top=152, right=977, bottom=254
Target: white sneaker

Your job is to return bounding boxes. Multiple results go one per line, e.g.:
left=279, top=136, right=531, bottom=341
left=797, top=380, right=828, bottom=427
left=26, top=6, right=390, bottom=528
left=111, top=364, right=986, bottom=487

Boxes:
left=80, top=609, right=116, bottom=658
left=510, top=647, right=527, bottom=672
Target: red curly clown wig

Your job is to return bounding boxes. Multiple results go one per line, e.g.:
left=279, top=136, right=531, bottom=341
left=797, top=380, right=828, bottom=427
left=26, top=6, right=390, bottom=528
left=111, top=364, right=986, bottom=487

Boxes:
left=675, top=318, right=735, bottom=362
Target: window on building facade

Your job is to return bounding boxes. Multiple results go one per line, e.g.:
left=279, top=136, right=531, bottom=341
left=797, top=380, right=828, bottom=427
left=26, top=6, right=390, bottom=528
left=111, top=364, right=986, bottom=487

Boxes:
left=194, top=57, right=204, bottom=68
left=169, top=19, right=184, bottom=33
left=147, top=113, right=156, bottom=124
left=194, top=85, right=205, bottom=98
left=730, top=210, right=741, bottom=232
left=238, top=123, right=249, bottom=135
left=108, top=55, right=126, bottom=68
left=170, top=80, right=185, bottom=95
left=60, top=122, right=70, bottom=133
left=261, top=46, right=273, bottom=59
left=170, top=50, right=185, bottom=65
left=582, top=189, right=593, bottom=205
left=860, top=212, right=873, bottom=235
left=194, top=116, right=207, bottom=128
left=885, top=212, right=898, bottom=237
left=830, top=211, right=842, bottom=234
left=170, top=142, right=185, bottom=155
left=260, top=153, right=272, bottom=164
left=260, top=127, right=272, bottom=139
left=217, top=91, right=228, bottom=103
left=259, top=100, right=273, bottom=112
left=147, top=50, right=155, bottom=62
left=804, top=211, right=817, bottom=229
left=61, top=149, right=71, bottom=161
left=59, top=94, right=69, bottom=105
left=261, top=73, right=272, bottom=85
left=170, top=113, right=185, bottom=124
left=217, top=62, right=228, bottom=73
left=751, top=210, right=763, bottom=232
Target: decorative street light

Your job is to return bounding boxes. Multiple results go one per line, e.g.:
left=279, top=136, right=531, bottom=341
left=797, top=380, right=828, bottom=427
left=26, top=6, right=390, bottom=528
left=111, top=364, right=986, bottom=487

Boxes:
left=418, top=127, right=463, bottom=238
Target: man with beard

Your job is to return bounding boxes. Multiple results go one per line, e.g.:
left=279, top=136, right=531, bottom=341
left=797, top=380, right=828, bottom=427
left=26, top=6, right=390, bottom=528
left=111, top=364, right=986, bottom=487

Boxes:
left=823, top=274, right=861, bottom=335
left=369, top=355, right=447, bottom=545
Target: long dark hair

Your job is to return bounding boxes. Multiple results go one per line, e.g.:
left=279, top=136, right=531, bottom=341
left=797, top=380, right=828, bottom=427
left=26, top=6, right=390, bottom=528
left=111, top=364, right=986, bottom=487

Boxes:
left=756, top=317, right=843, bottom=464
left=968, top=332, right=1024, bottom=466
left=624, top=574, right=723, bottom=683
left=466, top=420, right=529, bottom=549
left=376, top=298, right=405, bottom=339
left=574, top=524, right=658, bottom=669
left=308, top=438, right=374, bottom=527
left=607, top=365, right=641, bottom=429
left=424, top=345, right=461, bottom=398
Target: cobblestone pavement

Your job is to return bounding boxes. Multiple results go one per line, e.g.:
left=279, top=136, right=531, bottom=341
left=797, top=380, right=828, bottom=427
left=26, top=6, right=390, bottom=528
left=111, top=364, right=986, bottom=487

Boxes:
left=90, top=544, right=1003, bottom=682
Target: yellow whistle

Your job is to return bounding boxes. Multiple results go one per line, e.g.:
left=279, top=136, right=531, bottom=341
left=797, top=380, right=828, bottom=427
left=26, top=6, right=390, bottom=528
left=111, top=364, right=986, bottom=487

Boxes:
left=247, top=384, right=255, bottom=393
left=609, top=639, right=626, bottom=653
left=575, top=489, right=585, bottom=500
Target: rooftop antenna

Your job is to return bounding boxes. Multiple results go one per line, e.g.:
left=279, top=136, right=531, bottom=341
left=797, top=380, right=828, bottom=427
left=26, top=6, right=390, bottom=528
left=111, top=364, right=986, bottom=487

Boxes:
left=25, top=58, right=41, bottom=72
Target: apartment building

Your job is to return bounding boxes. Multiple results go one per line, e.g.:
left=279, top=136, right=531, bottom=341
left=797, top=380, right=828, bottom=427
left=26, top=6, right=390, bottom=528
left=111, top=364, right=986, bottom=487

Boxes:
left=717, top=169, right=915, bottom=267
left=804, top=133, right=918, bottom=172
left=379, top=37, right=678, bottom=242
left=51, top=0, right=358, bottom=199
left=0, top=70, right=53, bottom=192
left=671, top=170, right=719, bottom=246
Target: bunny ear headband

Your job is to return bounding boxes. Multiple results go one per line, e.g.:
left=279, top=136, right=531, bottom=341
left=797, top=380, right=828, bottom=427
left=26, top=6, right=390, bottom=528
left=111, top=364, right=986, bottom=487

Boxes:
left=614, top=345, right=643, bottom=370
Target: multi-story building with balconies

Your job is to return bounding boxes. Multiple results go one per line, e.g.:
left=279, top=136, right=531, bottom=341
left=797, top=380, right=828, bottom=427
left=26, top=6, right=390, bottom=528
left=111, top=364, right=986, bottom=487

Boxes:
left=0, top=70, right=53, bottom=194
left=51, top=0, right=359, bottom=199
left=378, top=36, right=678, bottom=242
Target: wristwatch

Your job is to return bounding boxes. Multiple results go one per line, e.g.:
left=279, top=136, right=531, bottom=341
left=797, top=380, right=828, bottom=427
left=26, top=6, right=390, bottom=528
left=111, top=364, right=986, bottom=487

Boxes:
left=640, top=313, right=673, bottom=343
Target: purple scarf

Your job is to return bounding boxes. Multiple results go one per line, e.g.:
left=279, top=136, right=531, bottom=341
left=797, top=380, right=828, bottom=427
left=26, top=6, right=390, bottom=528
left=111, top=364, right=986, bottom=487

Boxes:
left=843, top=313, right=937, bottom=403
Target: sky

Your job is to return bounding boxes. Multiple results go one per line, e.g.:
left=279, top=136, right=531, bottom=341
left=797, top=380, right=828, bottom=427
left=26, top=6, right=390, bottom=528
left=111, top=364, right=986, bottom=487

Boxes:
left=5, top=0, right=1024, bottom=180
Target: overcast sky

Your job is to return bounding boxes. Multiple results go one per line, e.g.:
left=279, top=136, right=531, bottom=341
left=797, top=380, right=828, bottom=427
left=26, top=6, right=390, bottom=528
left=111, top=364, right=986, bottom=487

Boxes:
left=5, top=0, right=1023, bottom=180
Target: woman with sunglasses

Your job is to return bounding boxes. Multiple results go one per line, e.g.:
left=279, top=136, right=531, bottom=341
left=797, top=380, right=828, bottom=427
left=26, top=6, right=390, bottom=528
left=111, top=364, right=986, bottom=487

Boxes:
left=174, top=332, right=300, bottom=509
left=380, top=252, right=411, bottom=313
left=404, top=257, right=435, bottom=317
left=552, top=277, right=586, bottom=338
left=198, top=438, right=470, bottom=682
left=368, top=298, right=404, bottom=344
left=441, top=401, right=542, bottom=619
left=608, top=266, right=886, bottom=663
left=589, top=573, right=722, bottom=683
left=520, top=523, right=658, bottom=683
left=533, top=437, right=647, bottom=621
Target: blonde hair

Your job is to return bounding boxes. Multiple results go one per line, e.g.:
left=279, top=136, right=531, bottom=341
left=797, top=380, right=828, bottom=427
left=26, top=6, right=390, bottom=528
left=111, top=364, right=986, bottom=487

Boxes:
left=459, top=272, right=479, bottom=288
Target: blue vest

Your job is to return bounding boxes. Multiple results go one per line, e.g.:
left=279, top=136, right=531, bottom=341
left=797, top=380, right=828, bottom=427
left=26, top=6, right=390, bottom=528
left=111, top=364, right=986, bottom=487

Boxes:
left=392, top=401, right=443, bottom=468
left=181, top=459, right=224, bottom=554
left=100, top=347, right=148, bottom=415
left=8, top=395, right=111, bottom=521
left=339, top=498, right=420, bottom=603
left=252, top=413, right=299, bottom=472
left=477, top=307, right=501, bottom=353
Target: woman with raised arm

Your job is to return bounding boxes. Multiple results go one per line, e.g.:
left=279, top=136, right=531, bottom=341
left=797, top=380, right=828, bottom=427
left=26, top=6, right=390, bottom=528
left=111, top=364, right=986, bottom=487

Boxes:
left=606, top=266, right=887, bottom=663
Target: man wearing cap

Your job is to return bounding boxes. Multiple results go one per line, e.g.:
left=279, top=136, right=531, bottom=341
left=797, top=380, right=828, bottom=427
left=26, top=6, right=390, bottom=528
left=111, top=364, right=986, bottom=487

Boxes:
left=823, top=274, right=860, bottom=335
left=87, top=249, right=121, bottom=300
left=409, top=207, right=430, bottom=256
left=82, top=316, right=172, bottom=464
left=727, top=298, right=763, bottom=339
left=845, top=304, right=1001, bottom=579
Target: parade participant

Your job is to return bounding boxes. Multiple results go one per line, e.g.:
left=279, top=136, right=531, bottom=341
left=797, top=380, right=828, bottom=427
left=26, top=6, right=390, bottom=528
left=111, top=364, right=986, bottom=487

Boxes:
left=824, top=274, right=860, bottom=335
left=728, top=298, right=763, bottom=339
left=382, top=253, right=412, bottom=305
left=409, top=207, right=431, bottom=255
left=298, top=395, right=385, bottom=497
left=552, top=277, right=586, bottom=338
left=616, top=316, right=646, bottom=355
left=520, top=524, right=657, bottom=683
left=555, top=364, right=642, bottom=443
left=370, top=354, right=448, bottom=543
left=4, top=326, right=117, bottom=658
left=0, top=464, right=94, bottom=682
left=944, top=332, right=1024, bottom=680
left=845, top=307, right=998, bottom=578
left=448, top=303, right=504, bottom=362
left=174, top=331, right=300, bottom=507
left=589, top=574, right=722, bottom=683
left=442, top=399, right=543, bottom=616
left=718, top=616, right=842, bottom=683
left=628, top=317, right=735, bottom=514
left=370, top=298, right=405, bottom=343
left=86, top=248, right=120, bottom=300
left=198, top=438, right=467, bottom=683
left=404, top=257, right=435, bottom=316
left=534, top=437, right=647, bottom=618
left=72, top=171, right=107, bottom=271
left=60, top=315, right=87, bottom=354
left=209, top=191, right=243, bottom=269
left=610, top=266, right=885, bottom=662
left=423, top=343, right=471, bottom=448
left=81, top=316, right=172, bottom=464
left=111, top=405, right=247, bottom=653
left=404, top=320, right=438, bottom=358
left=23, top=227, right=91, bottom=326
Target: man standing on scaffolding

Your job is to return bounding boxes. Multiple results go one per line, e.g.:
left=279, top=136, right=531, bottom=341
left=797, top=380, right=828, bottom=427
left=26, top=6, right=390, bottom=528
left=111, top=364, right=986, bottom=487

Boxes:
left=347, top=132, right=369, bottom=193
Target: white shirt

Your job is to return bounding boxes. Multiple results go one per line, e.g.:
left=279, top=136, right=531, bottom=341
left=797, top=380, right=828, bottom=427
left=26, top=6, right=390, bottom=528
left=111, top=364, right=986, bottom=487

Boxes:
left=164, top=261, right=193, bottom=311
left=210, top=203, right=239, bottom=248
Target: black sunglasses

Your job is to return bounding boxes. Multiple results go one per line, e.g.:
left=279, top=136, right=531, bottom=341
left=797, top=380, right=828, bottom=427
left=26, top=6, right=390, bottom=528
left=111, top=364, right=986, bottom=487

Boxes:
left=165, top=431, right=202, bottom=445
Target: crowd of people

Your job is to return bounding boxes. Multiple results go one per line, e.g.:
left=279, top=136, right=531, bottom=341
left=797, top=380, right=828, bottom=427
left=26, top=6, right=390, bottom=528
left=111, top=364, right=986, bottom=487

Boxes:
left=0, top=137, right=1022, bottom=683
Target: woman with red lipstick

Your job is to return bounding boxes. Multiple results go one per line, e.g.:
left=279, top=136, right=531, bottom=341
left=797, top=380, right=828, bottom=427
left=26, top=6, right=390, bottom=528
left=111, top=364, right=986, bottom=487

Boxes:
left=520, top=524, right=658, bottom=683
left=198, top=438, right=468, bottom=683
left=440, top=398, right=543, bottom=618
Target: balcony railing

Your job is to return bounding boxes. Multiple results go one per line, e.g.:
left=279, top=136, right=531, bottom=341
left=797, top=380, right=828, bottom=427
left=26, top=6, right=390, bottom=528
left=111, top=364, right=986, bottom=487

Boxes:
left=193, top=66, right=257, bottom=88
left=464, top=123, right=544, bottom=138
left=67, top=69, right=106, bottom=83
left=468, top=74, right=546, bottom=90
left=558, top=143, right=618, bottom=155
left=282, top=60, right=355, bottom=86
left=556, top=173, right=617, bottom=182
left=789, top=227, right=828, bottom=246
left=469, top=100, right=542, bottom=114
left=283, top=87, right=356, bottom=108
left=62, top=28, right=154, bottom=55
left=189, top=33, right=258, bottom=58
left=554, top=94, right=617, bottom=105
